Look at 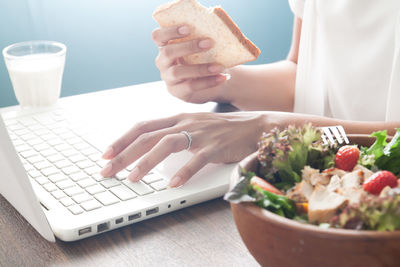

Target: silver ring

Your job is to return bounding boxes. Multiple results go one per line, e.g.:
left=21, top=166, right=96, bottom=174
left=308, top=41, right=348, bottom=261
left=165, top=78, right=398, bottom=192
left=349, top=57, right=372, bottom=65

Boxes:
left=180, top=131, right=192, bottom=150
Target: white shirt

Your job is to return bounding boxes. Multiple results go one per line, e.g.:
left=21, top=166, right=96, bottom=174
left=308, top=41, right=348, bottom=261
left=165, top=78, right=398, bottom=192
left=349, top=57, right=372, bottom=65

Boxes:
left=289, top=0, right=400, bottom=121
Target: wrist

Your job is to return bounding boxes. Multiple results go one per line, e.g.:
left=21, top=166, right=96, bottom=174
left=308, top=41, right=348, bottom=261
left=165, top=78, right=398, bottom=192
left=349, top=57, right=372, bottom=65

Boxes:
left=212, top=66, right=242, bottom=104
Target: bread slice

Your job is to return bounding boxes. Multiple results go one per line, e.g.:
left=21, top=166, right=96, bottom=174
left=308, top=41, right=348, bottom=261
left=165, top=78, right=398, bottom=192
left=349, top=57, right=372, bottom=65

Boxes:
left=153, top=0, right=261, bottom=68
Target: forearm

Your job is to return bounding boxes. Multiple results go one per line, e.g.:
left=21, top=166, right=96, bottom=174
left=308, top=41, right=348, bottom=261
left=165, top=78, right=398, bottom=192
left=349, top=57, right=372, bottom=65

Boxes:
left=259, top=111, right=400, bottom=136
left=217, top=61, right=297, bottom=111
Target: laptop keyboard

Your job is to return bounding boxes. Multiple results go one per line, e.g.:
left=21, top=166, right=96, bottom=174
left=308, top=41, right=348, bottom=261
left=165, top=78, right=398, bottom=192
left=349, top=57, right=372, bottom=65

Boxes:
left=4, top=109, right=169, bottom=215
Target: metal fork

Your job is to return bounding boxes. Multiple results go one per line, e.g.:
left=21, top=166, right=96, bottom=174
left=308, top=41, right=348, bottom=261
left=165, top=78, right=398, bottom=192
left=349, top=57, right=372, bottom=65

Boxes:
left=321, top=125, right=349, bottom=145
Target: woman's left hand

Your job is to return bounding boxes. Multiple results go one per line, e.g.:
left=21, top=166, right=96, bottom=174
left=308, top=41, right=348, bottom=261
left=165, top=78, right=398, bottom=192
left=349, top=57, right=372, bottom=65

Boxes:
left=100, top=112, right=268, bottom=187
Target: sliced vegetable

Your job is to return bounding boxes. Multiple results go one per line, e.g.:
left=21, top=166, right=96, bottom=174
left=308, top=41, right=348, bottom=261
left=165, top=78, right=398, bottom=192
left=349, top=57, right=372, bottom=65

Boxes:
left=250, top=176, right=283, bottom=195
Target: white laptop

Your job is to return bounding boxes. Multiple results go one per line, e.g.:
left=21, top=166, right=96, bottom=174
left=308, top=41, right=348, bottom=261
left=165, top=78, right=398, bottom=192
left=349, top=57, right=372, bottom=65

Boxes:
left=0, top=87, right=235, bottom=242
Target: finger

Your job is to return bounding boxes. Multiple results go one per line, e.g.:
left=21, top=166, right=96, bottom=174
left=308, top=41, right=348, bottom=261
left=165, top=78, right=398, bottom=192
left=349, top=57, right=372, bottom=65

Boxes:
left=157, top=39, right=213, bottom=69
left=169, top=74, right=226, bottom=103
left=102, top=116, right=179, bottom=160
left=169, top=149, right=212, bottom=188
left=163, top=63, right=224, bottom=85
left=127, top=133, right=188, bottom=182
left=152, top=25, right=190, bottom=46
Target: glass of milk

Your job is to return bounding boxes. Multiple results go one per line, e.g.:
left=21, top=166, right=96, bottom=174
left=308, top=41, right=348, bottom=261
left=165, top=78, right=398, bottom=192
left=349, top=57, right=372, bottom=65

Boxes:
left=2, top=41, right=66, bottom=107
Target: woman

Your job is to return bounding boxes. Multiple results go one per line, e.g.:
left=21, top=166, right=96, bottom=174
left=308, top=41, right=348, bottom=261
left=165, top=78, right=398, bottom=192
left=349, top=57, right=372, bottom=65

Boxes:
left=100, top=0, right=400, bottom=188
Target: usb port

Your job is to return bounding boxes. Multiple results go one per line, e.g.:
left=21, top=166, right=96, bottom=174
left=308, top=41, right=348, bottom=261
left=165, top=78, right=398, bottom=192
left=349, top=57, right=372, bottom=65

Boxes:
left=128, top=212, right=141, bottom=221
left=78, top=227, right=92, bottom=236
left=180, top=200, right=186, bottom=205
left=146, top=207, right=159, bottom=216
left=97, top=222, right=110, bottom=233
left=115, top=218, right=123, bottom=224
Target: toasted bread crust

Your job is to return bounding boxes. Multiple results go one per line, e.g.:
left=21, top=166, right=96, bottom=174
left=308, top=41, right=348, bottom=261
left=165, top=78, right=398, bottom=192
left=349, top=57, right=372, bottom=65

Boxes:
left=213, top=7, right=260, bottom=59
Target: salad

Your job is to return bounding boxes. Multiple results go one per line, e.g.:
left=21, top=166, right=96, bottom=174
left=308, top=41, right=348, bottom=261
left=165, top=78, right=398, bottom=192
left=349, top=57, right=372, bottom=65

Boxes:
left=225, top=124, right=400, bottom=231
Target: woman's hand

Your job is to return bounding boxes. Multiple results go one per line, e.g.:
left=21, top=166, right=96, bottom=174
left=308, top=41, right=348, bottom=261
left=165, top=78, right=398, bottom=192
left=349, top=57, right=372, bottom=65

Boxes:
left=100, top=112, right=268, bottom=187
left=152, top=25, right=228, bottom=104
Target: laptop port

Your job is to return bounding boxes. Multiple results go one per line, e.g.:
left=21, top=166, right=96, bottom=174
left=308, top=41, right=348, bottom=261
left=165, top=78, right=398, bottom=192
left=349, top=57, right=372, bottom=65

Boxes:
left=115, top=218, right=123, bottom=224
left=180, top=200, right=186, bottom=205
left=78, top=227, right=92, bottom=236
left=97, top=222, right=110, bottom=233
left=128, top=212, right=141, bottom=221
left=146, top=207, right=159, bottom=216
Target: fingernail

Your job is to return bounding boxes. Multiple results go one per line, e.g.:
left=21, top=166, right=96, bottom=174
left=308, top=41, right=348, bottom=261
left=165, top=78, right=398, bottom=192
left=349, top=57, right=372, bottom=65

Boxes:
left=178, top=26, right=190, bottom=35
left=198, top=39, right=212, bottom=49
left=169, top=176, right=182, bottom=188
left=102, top=146, right=114, bottom=159
left=208, top=64, right=223, bottom=73
left=128, top=167, right=140, bottom=182
left=101, top=162, right=112, bottom=177
left=216, top=75, right=226, bottom=83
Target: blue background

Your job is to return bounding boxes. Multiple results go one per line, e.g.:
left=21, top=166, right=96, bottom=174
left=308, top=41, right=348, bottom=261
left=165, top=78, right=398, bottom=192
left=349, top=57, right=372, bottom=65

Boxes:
left=0, top=0, right=294, bottom=108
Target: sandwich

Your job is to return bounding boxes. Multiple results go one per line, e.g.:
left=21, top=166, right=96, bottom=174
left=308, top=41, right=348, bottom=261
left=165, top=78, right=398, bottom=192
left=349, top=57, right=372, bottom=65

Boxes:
left=153, top=0, right=261, bottom=68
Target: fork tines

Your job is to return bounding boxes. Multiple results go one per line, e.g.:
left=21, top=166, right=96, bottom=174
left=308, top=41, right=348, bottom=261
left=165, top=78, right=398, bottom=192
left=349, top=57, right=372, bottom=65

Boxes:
left=321, top=125, right=350, bottom=145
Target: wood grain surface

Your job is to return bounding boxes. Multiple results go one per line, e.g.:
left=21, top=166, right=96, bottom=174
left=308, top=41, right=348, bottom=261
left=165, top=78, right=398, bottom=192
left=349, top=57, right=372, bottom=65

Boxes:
left=0, top=194, right=258, bottom=267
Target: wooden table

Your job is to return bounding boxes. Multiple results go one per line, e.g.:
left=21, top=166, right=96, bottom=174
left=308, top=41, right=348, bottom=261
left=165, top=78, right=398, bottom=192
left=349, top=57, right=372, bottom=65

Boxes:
left=0, top=82, right=258, bottom=267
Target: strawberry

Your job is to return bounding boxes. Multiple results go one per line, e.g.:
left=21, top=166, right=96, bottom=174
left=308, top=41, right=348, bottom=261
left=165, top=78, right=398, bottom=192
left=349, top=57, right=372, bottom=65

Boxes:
left=363, top=170, right=398, bottom=195
left=250, top=176, right=283, bottom=195
left=335, top=145, right=360, bottom=171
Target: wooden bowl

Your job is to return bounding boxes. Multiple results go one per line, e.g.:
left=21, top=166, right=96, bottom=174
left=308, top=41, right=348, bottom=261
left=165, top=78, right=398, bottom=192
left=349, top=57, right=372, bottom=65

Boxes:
left=229, top=136, right=400, bottom=267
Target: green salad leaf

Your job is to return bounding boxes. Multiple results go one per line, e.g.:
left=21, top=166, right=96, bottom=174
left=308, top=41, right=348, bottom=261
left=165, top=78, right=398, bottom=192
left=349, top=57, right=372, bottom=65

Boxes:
left=360, top=128, right=400, bottom=175
left=257, top=124, right=336, bottom=191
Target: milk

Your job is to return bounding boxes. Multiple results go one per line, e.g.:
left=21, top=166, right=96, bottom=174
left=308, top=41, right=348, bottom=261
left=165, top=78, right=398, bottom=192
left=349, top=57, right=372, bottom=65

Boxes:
left=5, top=54, right=65, bottom=107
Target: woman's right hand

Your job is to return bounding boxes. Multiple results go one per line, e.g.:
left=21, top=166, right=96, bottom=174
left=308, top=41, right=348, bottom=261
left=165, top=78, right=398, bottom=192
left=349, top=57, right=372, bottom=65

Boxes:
left=152, top=25, right=228, bottom=104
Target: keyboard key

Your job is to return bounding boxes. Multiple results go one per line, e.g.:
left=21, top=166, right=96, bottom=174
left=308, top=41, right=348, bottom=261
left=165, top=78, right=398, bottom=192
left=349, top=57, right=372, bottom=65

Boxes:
left=20, top=149, right=37, bottom=158
left=15, top=144, right=31, bottom=152
left=115, top=170, right=130, bottom=180
left=123, top=180, right=154, bottom=196
left=33, top=143, right=51, bottom=152
left=51, top=190, right=67, bottom=199
left=80, top=147, right=98, bottom=156
left=34, top=160, right=52, bottom=170
left=88, top=153, right=102, bottom=162
left=94, top=191, right=119, bottom=206
left=64, top=186, right=84, bottom=196
left=142, top=173, right=163, bottom=184
left=65, top=137, right=82, bottom=145
left=110, top=185, right=137, bottom=201
left=54, top=143, right=71, bottom=152
left=36, top=176, right=49, bottom=185
left=43, top=183, right=58, bottom=192
left=62, top=165, right=80, bottom=175
left=69, top=153, right=86, bottom=163
left=41, top=149, right=59, bottom=158
left=27, top=138, right=43, bottom=146
left=70, top=171, right=89, bottom=182
left=68, top=204, right=84, bottom=215
left=19, top=133, right=37, bottom=141
left=59, top=197, right=75, bottom=207
left=54, top=159, right=72, bottom=169
left=27, top=155, right=44, bottom=164
left=100, top=179, right=121, bottom=189
left=28, top=169, right=42, bottom=178
left=150, top=180, right=168, bottom=191
left=41, top=166, right=59, bottom=176
left=96, top=159, right=108, bottom=168
left=61, top=148, right=78, bottom=157
left=14, top=128, right=30, bottom=136
left=86, top=184, right=105, bottom=195
left=80, top=199, right=101, bottom=211
left=73, top=142, right=91, bottom=151
left=47, top=138, right=63, bottom=146
left=77, top=178, right=96, bottom=188
left=92, top=173, right=106, bottom=182
left=56, top=179, right=75, bottom=190
left=7, top=123, right=24, bottom=131
left=18, top=117, right=37, bottom=126
left=72, top=193, right=93, bottom=204
left=84, top=165, right=101, bottom=175
left=76, top=160, right=94, bottom=169
left=48, top=173, right=68, bottom=183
